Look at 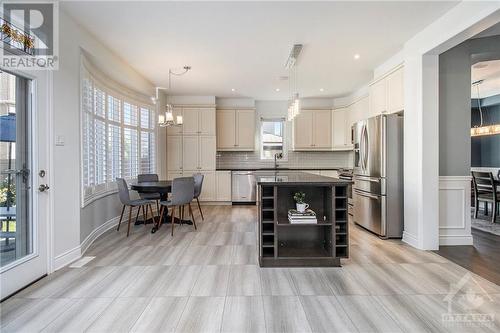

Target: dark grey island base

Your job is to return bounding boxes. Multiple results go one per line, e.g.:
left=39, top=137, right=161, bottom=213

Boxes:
left=256, top=172, right=352, bottom=267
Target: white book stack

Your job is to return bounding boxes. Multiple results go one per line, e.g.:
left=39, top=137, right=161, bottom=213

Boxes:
left=288, top=209, right=317, bottom=224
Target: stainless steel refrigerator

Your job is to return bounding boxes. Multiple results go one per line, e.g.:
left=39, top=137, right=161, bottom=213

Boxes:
left=352, top=114, right=403, bottom=238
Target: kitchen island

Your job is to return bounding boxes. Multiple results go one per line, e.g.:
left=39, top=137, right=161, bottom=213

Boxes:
left=256, top=171, right=351, bottom=267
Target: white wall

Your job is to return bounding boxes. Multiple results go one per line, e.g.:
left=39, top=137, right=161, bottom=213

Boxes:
left=372, top=1, right=500, bottom=249
left=53, top=9, right=156, bottom=268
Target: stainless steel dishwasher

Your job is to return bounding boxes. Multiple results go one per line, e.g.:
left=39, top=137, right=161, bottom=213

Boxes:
left=231, top=171, right=256, bottom=203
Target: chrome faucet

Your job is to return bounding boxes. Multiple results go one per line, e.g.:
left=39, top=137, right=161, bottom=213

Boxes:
left=274, top=152, right=283, bottom=170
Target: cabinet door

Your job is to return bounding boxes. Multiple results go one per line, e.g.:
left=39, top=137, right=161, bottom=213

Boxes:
left=313, top=110, right=332, bottom=149
left=369, top=79, right=387, bottom=116
left=236, top=110, right=255, bottom=150
left=166, top=136, right=183, bottom=171
left=216, top=110, right=236, bottom=149
left=182, top=108, right=200, bottom=135
left=167, top=107, right=183, bottom=136
left=199, top=108, right=216, bottom=135
left=293, top=111, right=313, bottom=149
left=182, top=136, right=200, bottom=171
left=167, top=171, right=182, bottom=180
left=216, top=171, right=232, bottom=201
left=197, top=171, right=216, bottom=201
left=386, top=67, right=404, bottom=113
left=332, top=108, right=347, bottom=147
left=199, top=136, right=216, bottom=170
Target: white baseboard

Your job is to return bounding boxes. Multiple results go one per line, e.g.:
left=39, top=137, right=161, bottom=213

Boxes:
left=54, top=245, right=81, bottom=271
left=402, top=231, right=419, bottom=248
left=80, top=215, right=120, bottom=255
left=439, top=176, right=472, bottom=246
left=439, top=234, right=473, bottom=246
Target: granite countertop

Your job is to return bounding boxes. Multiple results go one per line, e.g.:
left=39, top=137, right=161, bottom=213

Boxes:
left=256, top=171, right=353, bottom=185
left=216, top=167, right=351, bottom=171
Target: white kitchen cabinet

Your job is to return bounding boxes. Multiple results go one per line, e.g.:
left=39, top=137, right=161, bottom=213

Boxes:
left=166, top=107, right=183, bottom=136
left=236, top=110, right=255, bottom=149
left=293, top=111, right=313, bottom=149
left=166, top=136, right=183, bottom=171
left=386, top=67, right=404, bottom=113
left=313, top=110, right=332, bottom=149
left=182, top=108, right=216, bottom=135
left=304, top=170, right=321, bottom=175
left=182, top=136, right=199, bottom=171
left=332, top=107, right=352, bottom=149
left=199, top=136, right=216, bottom=170
left=369, top=78, right=387, bottom=116
left=216, top=110, right=236, bottom=149
left=184, top=170, right=216, bottom=201
left=216, top=109, right=255, bottom=151
left=167, top=171, right=182, bottom=180
left=216, top=171, right=232, bottom=201
left=182, top=136, right=216, bottom=171
left=200, top=108, right=216, bottom=135
left=293, top=110, right=332, bottom=150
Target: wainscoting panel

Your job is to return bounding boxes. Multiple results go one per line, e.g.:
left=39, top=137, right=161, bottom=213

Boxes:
left=439, top=176, right=473, bottom=245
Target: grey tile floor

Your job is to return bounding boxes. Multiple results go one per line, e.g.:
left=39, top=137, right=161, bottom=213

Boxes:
left=1, top=205, right=500, bottom=332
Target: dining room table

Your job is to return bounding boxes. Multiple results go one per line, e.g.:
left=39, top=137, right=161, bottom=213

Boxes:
left=130, top=180, right=193, bottom=233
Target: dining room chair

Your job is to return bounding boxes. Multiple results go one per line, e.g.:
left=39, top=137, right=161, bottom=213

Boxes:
left=138, top=173, right=161, bottom=213
left=157, top=177, right=196, bottom=236
left=193, top=173, right=204, bottom=220
left=472, top=171, right=499, bottom=223
left=116, top=178, right=157, bottom=237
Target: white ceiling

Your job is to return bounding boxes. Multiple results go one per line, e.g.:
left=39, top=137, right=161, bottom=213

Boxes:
left=472, top=60, right=500, bottom=98
left=62, top=1, right=458, bottom=100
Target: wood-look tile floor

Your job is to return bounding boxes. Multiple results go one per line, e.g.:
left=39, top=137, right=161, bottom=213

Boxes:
left=2, top=205, right=500, bottom=332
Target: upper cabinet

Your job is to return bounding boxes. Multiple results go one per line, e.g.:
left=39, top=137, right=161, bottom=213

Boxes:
left=386, top=67, right=404, bottom=113
left=368, top=66, right=404, bottom=116
left=293, top=109, right=332, bottom=151
left=180, top=107, right=216, bottom=136
left=216, top=109, right=255, bottom=151
left=332, top=107, right=352, bottom=150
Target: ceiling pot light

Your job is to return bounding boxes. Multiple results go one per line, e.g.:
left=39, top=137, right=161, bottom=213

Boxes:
left=319, top=88, right=324, bottom=92
left=275, top=88, right=280, bottom=92
left=354, top=54, right=360, bottom=60
left=231, top=88, right=236, bottom=92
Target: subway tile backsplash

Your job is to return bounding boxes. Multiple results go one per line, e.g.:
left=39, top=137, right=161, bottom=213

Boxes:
left=216, top=151, right=353, bottom=169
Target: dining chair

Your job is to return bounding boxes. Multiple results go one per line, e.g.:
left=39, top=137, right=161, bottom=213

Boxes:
left=472, top=171, right=499, bottom=223
left=138, top=173, right=161, bottom=213
left=193, top=173, right=204, bottom=220
left=157, top=177, right=196, bottom=236
left=116, top=178, right=157, bottom=237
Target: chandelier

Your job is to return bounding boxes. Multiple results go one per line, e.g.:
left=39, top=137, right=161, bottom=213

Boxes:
left=157, top=66, right=191, bottom=127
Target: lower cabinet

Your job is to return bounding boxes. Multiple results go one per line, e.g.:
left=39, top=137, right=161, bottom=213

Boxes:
left=183, top=170, right=216, bottom=202
left=167, top=171, right=183, bottom=180
left=216, top=171, right=232, bottom=201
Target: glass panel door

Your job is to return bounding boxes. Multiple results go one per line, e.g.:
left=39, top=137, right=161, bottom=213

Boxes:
left=0, top=70, right=32, bottom=268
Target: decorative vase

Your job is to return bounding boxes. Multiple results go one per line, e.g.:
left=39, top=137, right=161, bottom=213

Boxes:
left=296, top=203, right=309, bottom=213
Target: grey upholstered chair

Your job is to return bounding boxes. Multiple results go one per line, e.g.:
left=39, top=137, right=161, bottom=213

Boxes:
left=157, top=177, right=196, bottom=236
left=116, top=178, right=157, bottom=237
left=193, top=173, right=204, bottom=220
left=137, top=173, right=161, bottom=212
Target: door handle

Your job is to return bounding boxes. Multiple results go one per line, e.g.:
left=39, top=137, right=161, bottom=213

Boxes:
left=354, top=190, right=380, bottom=200
left=38, top=184, right=50, bottom=192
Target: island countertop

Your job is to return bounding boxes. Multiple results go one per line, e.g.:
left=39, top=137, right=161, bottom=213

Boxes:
left=255, top=171, right=353, bottom=185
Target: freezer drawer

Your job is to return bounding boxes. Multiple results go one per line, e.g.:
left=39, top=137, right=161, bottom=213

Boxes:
left=353, top=189, right=386, bottom=237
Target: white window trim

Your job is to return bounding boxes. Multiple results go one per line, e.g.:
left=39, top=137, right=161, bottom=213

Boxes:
left=260, top=117, right=288, bottom=161
left=79, top=57, right=155, bottom=208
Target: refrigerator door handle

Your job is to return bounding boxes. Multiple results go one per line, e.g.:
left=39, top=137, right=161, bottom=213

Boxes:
left=362, top=125, right=369, bottom=171
left=354, top=189, right=381, bottom=200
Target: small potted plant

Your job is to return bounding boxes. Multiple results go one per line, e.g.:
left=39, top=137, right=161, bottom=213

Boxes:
left=293, top=192, right=309, bottom=213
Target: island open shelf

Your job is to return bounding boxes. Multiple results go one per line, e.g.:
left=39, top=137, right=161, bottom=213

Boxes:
left=256, top=171, right=351, bottom=267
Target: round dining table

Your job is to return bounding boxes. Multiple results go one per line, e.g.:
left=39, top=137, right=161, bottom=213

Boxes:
left=130, top=180, right=192, bottom=232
